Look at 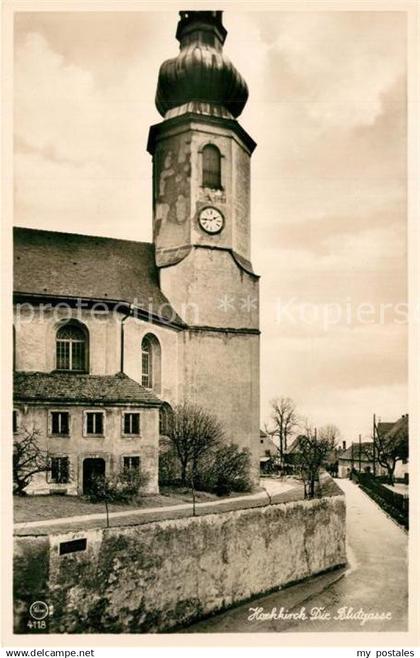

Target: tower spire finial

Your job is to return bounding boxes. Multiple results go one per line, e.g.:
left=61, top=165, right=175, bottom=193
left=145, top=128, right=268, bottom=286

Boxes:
left=176, top=11, right=227, bottom=47
left=155, top=10, right=248, bottom=119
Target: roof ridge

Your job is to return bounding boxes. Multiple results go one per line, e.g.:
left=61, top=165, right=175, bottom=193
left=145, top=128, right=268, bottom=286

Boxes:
left=13, top=226, right=153, bottom=248
left=14, top=228, right=186, bottom=327
left=14, top=370, right=162, bottom=406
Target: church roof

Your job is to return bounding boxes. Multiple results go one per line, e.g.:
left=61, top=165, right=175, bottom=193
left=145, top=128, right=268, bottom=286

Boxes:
left=13, top=227, right=185, bottom=327
left=14, top=371, right=162, bottom=406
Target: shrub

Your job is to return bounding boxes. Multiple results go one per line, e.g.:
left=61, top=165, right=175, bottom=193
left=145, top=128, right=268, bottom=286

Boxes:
left=86, top=469, right=149, bottom=504
left=158, top=447, right=181, bottom=486
left=196, top=444, right=252, bottom=496
left=164, top=402, right=224, bottom=486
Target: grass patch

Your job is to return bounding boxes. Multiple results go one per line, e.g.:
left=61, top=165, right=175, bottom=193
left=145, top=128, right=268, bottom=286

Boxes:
left=160, top=485, right=260, bottom=502
left=14, top=492, right=185, bottom=523
left=14, top=486, right=258, bottom=524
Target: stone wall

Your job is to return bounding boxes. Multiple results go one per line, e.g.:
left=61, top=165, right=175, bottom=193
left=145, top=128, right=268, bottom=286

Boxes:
left=14, top=489, right=346, bottom=634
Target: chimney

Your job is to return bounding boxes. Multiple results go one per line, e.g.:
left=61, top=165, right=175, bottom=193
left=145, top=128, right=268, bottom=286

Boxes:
left=342, top=440, right=346, bottom=450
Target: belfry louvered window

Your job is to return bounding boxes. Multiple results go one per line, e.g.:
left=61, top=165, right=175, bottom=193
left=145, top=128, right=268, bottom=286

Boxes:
left=202, top=144, right=222, bottom=189
left=56, top=322, right=88, bottom=372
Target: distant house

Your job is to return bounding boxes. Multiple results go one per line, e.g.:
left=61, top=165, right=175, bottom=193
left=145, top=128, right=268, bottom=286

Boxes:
left=284, top=435, right=307, bottom=474
left=337, top=441, right=386, bottom=479
left=338, top=416, right=409, bottom=482
left=284, top=435, right=303, bottom=466
left=259, top=430, right=278, bottom=473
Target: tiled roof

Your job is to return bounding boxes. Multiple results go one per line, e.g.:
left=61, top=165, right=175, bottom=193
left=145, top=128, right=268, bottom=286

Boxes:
left=376, top=422, right=395, bottom=437
left=14, top=371, right=162, bottom=406
left=383, top=415, right=408, bottom=441
left=286, top=436, right=304, bottom=454
left=13, top=227, right=185, bottom=327
left=339, top=442, right=373, bottom=461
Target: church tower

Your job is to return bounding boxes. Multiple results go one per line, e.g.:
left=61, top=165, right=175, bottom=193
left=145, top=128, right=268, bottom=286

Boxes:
left=147, top=11, right=260, bottom=478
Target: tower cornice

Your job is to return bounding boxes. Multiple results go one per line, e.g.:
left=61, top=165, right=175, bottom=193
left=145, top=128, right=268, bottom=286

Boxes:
left=147, top=112, right=256, bottom=157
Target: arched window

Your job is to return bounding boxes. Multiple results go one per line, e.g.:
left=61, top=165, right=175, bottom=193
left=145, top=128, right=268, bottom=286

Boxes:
left=159, top=403, right=173, bottom=436
left=202, top=144, right=222, bottom=189
left=141, top=334, right=161, bottom=391
left=141, top=337, right=153, bottom=388
left=56, top=321, right=89, bottom=372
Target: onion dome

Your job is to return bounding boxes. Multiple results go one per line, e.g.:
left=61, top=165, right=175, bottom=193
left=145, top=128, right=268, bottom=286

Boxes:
left=155, top=11, right=248, bottom=119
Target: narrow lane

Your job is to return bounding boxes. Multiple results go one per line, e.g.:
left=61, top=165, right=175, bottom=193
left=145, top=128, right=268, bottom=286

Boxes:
left=183, top=479, right=408, bottom=633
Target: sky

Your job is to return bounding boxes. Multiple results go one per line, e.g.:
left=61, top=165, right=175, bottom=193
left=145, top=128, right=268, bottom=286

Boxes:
left=13, top=9, right=407, bottom=443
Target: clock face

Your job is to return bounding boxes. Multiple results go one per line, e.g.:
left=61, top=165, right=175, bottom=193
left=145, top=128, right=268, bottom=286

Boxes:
left=198, top=207, right=224, bottom=235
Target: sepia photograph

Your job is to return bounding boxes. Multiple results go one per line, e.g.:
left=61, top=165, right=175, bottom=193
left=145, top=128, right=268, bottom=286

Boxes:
left=4, top=1, right=416, bottom=644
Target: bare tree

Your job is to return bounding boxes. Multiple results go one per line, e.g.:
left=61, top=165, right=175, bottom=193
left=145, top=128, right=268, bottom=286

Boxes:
left=270, top=397, right=299, bottom=466
left=318, top=424, right=341, bottom=446
left=367, top=417, right=408, bottom=485
left=296, top=423, right=335, bottom=498
left=317, top=424, right=341, bottom=476
left=13, top=428, right=50, bottom=496
left=85, top=470, right=149, bottom=527
left=166, top=402, right=224, bottom=486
